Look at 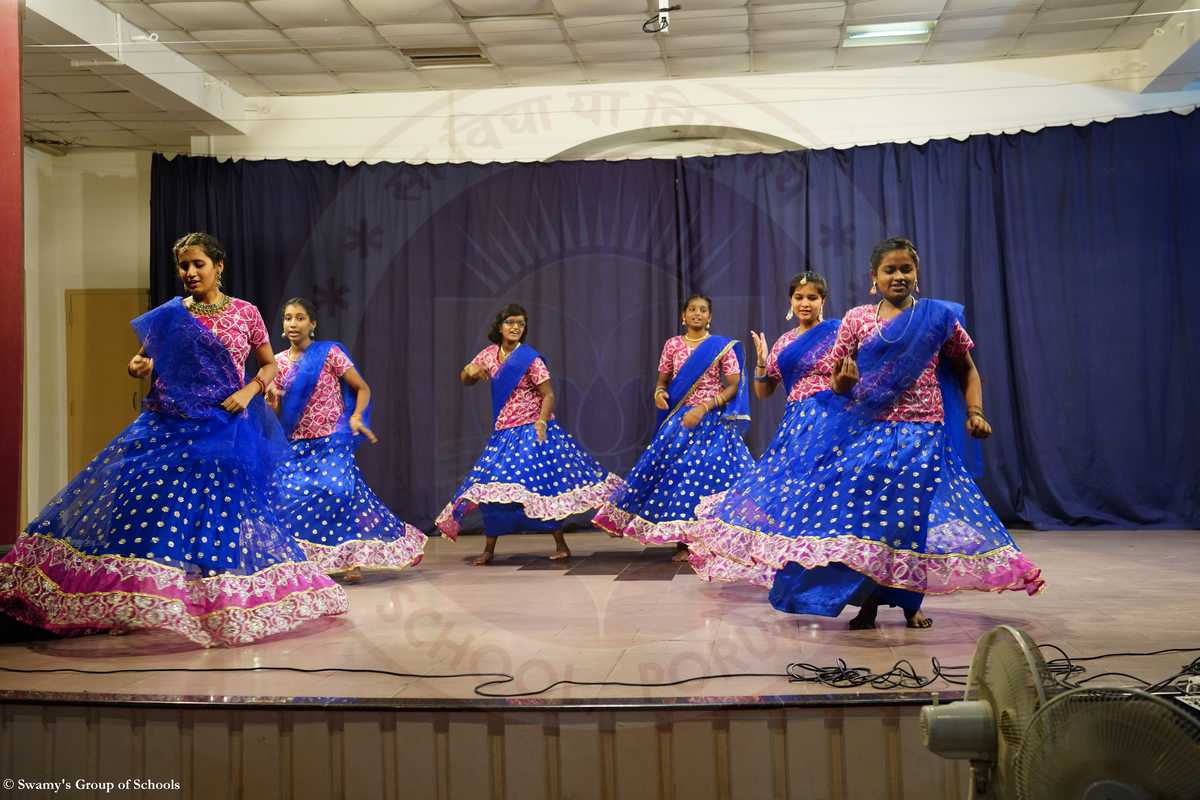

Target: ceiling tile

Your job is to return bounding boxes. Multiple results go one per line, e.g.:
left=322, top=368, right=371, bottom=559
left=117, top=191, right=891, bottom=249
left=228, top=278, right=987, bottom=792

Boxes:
left=348, top=0, right=460, bottom=24
left=25, top=75, right=122, bottom=93
left=22, top=94, right=87, bottom=114
left=751, top=27, right=841, bottom=48
left=68, top=130, right=155, bottom=147
left=255, top=73, right=351, bottom=93
left=574, top=38, right=663, bottom=60
left=1013, top=27, right=1114, bottom=51
left=834, top=42, right=927, bottom=66
left=663, top=32, right=750, bottom=56
left=189, top=29, right=293, bottom=52
left=338, top=71, right=430, bottom=90
left=753, top=48, right=837, bottom=71
left=60, top=91, right=166, bottom=113
left=683, top=0, right=754, bottom=8
left=1027, top=2, right=1136, bottom=31
left=151, top=2, right=269, bottom=30
left=176, top=52, right=241, bottom=73
left=486, top=42, right=577, bottom=64
left=249, top=0, right=363, bottom=27
left=669, top=53, right=750, bottom=75
left=935, top=12, right=1035, bottom=36
left=283, top=26, right=383, bottom=47
left=224, top=52, right=325, bottom=73
left=311, top=48, right=411, bottom=70
left=502, top=63, right=588, bottom=84
left=845, top=0, right=947, bottom=24
left=668, top=8, right=750, bottom=33
left=21, top=53, right=75, bottom=76
left=585, top=59, right=668, bottom=81
left=469, top=18, right=565, bottom=44
left=25, top=111, right=101, bottom=122
left=750, top=2, right=847, bottom=28
left=922, top=35, right=1017, bottom=59
left=943, top=0, right=1039, bottom=11
left=99, top=3, right=179, bottom=31
left=562, top=15, right=647, bottom=41
left=553, top=0, right=648, bottom=15
left=452, top=0, right=552, bottom=14
left=419, top=65, right=505, bottom=88
left=377, top=23, right=478, bottom=47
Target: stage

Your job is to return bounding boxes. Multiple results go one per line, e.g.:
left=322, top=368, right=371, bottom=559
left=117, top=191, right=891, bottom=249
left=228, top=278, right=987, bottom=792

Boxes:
left=1, top=530, right=1195, bottom=799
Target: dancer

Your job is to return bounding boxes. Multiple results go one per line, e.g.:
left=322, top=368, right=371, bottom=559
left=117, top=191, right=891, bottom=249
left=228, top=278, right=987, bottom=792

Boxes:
left=593, top=294, right=752, bottom=560
left=268, top=298, right=426, bottom=583
left=0, top=233, right=347, bottom=647
left=691, top=239, right=1043, bottom=628
left=435, top=303, right=620, bottom=565
left=686, top=272, right=840, bottom=584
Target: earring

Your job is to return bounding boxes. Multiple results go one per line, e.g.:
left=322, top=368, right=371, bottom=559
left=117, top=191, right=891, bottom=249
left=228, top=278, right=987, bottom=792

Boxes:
left=705, top=323, right=710, bottom=331
left=869, top=283, right=877, bottom=295
left=216, top=271, right=224, bottom=290
left=785, top=308, right=794, bottom=321
left=914, top=283, right=920, bottom=294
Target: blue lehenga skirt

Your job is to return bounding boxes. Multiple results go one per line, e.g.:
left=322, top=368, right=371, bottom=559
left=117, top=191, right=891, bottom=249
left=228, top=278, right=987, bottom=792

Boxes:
left=594, top=410, right=753, bottom=545
left=435, top=420, right=620, bottom=539
left=273, top=434, right=427, bottom=575
left=689, top=400, right=1044, bottom=614
left=0, top=411, right=348, bottom=647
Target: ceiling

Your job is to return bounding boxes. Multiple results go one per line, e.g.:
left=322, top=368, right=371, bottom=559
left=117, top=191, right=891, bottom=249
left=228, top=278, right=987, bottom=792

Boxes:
left=19, top=0, right=1188, bottom=152
left=83, top=0, right=1185, bottom=95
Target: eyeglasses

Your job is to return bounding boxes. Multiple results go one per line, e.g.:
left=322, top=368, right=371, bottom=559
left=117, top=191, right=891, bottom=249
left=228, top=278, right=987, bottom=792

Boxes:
left=501, top=319, right=526, bottom=328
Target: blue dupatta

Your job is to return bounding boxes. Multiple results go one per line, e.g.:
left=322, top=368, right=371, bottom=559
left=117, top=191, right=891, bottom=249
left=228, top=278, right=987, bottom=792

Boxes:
left=130, top=297, right=288, bottom=474
left=490, top=343, right=543, bottom=424
left=657, top=335, right=751, bottom=434
left=844, top=299, right=983, bottom=477
left=279, top=340, right=370, bottom=445
left=776, top=319, right=841, bottom=396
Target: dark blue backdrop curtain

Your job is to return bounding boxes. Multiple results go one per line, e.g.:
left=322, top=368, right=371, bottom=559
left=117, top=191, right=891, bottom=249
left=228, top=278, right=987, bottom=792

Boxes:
left=151, top=109, right=1200, bottom=530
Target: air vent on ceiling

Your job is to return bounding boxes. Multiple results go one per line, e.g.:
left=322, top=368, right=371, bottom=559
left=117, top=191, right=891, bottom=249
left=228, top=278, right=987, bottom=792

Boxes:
left=402, top=47, right=490, bottom=68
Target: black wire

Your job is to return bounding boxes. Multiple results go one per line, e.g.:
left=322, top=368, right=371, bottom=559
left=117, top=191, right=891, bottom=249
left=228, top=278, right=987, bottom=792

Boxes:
left=3, top=643, right=1198, bottom=699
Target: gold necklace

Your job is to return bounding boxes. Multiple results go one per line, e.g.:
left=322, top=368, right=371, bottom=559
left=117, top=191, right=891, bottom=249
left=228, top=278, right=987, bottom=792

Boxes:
left=498, top=343, right=519, bottom=363
left=683, top=332, right=708, bottom=344
left=185, top=293, right=231, bottom=316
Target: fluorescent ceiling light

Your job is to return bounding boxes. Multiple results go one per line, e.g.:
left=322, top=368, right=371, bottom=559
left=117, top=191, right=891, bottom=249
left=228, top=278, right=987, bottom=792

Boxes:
left=843, top=21, right=935, bottom=48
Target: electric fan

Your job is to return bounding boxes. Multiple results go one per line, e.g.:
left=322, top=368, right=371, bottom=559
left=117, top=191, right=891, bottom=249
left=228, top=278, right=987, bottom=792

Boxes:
left=920, top=625, right=1057, bottom=799
left=1014, top=687, right=1200, bottom=800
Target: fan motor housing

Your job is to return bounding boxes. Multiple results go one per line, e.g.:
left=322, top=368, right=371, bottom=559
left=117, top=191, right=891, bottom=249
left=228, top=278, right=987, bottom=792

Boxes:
left=920, top=700, right=997, bottom=761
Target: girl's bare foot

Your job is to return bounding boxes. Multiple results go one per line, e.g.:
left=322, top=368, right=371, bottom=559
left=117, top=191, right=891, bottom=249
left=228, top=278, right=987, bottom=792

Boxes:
left=671, top=544, right=690, bottom=562
left=341, top=567, right=363, bottom=584
left=848, top=600, right=879, bottom=630
left=905, top=610, right=933, bottom=629
left=548, top=548, right=571, bottom=561
left=471, top=551, right=495, bottom=566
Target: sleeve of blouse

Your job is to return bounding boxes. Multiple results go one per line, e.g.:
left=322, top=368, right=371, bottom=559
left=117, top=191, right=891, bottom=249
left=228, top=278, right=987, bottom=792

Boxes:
left=657, top=339, right=674, bottom=376
left=245, top=303, right=270, bottom=349
left=328, top=346, right=354, bottom=377
left=271, top=357, right=286, bottom=391
left=528, top=357, right=551, bottom=386
left=825, top=310, right=861, bottom=363
left=766, top=335, right=786, bottom=382
left=470, top=347, right=493, bottom=372
left=941, top=322, right=975, bottom=358
left=719, top=347, right=740, bottom=376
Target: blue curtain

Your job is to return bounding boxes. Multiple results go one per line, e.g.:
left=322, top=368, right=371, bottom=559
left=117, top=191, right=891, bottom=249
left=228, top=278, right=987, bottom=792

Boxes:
left=151, top=110, right=1200, bottom=530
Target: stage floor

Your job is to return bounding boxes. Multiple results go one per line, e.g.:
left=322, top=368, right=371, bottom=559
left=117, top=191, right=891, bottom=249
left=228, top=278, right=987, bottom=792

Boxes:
left=0, top=530, right=1196, bottom=705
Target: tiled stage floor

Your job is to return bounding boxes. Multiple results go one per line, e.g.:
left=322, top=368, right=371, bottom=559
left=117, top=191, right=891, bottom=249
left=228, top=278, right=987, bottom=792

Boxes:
left=0, top=530, right=1196, bottom=703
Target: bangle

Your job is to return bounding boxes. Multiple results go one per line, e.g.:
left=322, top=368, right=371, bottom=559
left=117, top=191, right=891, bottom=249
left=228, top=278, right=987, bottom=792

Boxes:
left=967, top=410, right=986, bottom=419
left=756, top=362, right=767, bottom=370
left=534, top=419, right=547, bottom=427
left=753, top=374, right=773, bottom=382
left=251, top=376, right=267, bottom=395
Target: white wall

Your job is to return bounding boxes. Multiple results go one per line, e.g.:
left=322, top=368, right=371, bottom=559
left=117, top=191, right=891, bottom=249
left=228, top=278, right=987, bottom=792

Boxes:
left=196, top=51, right=1200, bottom=164
left=23, top=148, right=151, bottom=519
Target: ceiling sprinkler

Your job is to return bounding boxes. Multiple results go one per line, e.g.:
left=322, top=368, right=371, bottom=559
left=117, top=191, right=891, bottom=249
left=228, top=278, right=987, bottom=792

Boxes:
left=643, top=2, right=681, bottom=34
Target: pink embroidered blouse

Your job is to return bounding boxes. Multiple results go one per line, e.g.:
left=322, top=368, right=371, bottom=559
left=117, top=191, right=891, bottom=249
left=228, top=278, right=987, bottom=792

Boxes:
left=273, top=346, right=355, bottom=440
left=657, top=336, right=740, bottom=406
left=765, top=327, right=838, bottom=403
left=470, top=344, right=553, bottom=431
left=190, top=297, right=270, bottom=369
left=825, top=303, right=974, bottom=423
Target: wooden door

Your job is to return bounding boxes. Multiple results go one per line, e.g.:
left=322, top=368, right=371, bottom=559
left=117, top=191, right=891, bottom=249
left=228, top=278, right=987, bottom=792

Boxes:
left=66, top=289, right=149, bottom=476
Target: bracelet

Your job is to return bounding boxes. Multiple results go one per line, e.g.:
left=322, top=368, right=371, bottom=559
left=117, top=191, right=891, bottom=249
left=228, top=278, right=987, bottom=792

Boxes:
left=756, top=363, right=767, bottom=370
left=967, top=410, right=986, bottom=419
left=251, top=376, right=267, bottom=396
left=967, top=405, right=983, bottom=413
left=754, top=373, right=773, bottom=382
left=534, top=419, right=548, bottom=427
